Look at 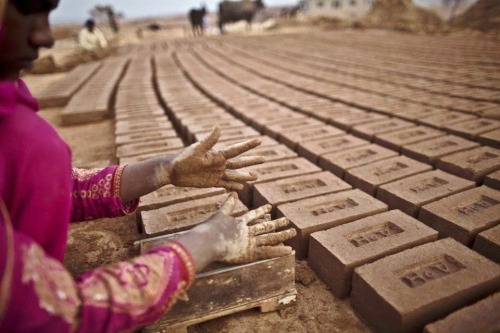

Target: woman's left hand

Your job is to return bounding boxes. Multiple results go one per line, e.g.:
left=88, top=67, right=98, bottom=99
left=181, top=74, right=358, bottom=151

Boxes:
left=168, top=125, right=265, bottom=190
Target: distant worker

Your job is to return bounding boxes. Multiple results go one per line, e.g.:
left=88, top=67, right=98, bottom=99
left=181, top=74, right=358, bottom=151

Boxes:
left=78, top=19, right=108, bottom=51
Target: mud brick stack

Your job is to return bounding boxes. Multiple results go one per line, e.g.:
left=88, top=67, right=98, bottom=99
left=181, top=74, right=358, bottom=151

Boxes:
left=37, top=62, right=102, bottom=108
left=61, top=57, right=129, bottom=125
left=86, top=30, right=500, bottom=332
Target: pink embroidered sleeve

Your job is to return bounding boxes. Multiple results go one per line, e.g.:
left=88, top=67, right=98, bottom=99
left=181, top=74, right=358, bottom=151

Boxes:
left=1, top=215, right=196, bottom=333
left=71, top=166, right=139, bottom=222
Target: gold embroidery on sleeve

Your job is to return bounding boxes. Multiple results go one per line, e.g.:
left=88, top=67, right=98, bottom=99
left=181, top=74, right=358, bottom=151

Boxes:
left=113, top=165, right=126, bottom=198
left=21, top=243, right=80, bottom=331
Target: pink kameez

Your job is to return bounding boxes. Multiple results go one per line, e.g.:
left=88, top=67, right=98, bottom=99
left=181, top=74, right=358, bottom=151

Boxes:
left=0, top=80, right=195, bottom=332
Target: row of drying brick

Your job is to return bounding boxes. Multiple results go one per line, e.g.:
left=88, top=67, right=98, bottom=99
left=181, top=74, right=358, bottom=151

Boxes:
left=199, top=43, right=500, bottom=146
left=228, top=35, right=499, bottom=105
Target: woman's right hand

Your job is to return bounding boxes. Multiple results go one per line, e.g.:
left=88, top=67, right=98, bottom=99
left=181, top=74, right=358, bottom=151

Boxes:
left=205, top=192, right=297, bottom=264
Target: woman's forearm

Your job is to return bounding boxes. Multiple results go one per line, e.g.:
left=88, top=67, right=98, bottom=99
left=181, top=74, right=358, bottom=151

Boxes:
left=120, top=155, right=174, bottom=203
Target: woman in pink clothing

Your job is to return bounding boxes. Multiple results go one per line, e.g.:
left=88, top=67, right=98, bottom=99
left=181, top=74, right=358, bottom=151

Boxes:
left=0, top=1, right=296, bottom=332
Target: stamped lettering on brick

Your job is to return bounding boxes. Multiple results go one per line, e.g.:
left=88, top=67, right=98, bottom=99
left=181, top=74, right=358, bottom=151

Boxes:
left=255, top=149, right=280, bottom=157
left=373, top=162, right=409, bottom=176
left=256, top=164, right=298, bottom=175
left=346, top=222, right=404, bottom=247
left=395, top=130, right=426, bottom=140
left=464, top=120, right=492, bottom=130
left=345, top=149, right=376, bottom=162
left=428, top=140, right=458, bottom=151
left=307, top=198, right=358, bottom=216
left=280, top=179, right=327, bottom=194
left=301, top=128, right=329, bottom=138
left=319, top=138, right=350, bottom=149
left=397, top=255, right=465, bottom=288
left=409, top=177, right=448, bottom=193
left=166, top=204, right=217, bottom=224
left=466, top=151, right=497, bottom=164
left=456, top=195, right=499, bottom=215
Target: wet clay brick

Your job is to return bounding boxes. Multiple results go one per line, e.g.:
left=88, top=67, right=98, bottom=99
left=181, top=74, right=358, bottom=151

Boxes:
left=309, top=210, right=438, bottom=298
left=276, top=189, right=387, bottom=258
left=237, top=158, right=322, bottom=206
left=186, top=121, right=246, bottom=143
left=253, top=171, right=351, bottom=217
left=279, top=125, right=345, bottom=151
left=473, top=224, right=500, bottom=264
left=484, top=170, right=500, bottom=190
left=345, top=156, right=432, bottom=196
left=193, top=127, right=260, bottom=143
left=351, top=238, right=500, bottom=333
left=445, top=118, right=500, bottom=140
left=116, top=138, right=184, bottom=158
left=478, top=128, right=500, bottom=148
left=377, top=170, right=475, bottom=217
left=239, top=144, right=297, bottom=163
left=250, top=111, right=306, bottom=132
left=418, top=186, right=500, bottom=246
left=212, top=135, right=279, bottom=151
left=424, top=292, right=500, bottom=333
left=330, top=112, right=389, bottom=131
left=115, top=121, right=173, bottom=136
left=119, top=148, right=183, bottom=165
left=374, top=126, right=446, bottom=152
left=115, top=129, right=179, bottom=146
left=141, top=194, right=248, bottom=236
left=402, top=135, right=480, bottom=166
left=319, top=144, right=398, bottom=178
left=264, top=118, right=324, bottom=139
left=139, top=186, right=226, bottom=212
left=419, top=112, right=478, bottom=129
left=297, top=135, right=369, bottom=164
left=436, top=146, right=500, bottom=182
left=351, top=118, right=416, bottom=141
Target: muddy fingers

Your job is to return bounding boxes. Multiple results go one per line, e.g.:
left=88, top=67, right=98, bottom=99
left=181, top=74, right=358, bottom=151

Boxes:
left=222, top=170, right=257, bottom=182
left=253, top=245, right=294, bottom=260
left=239, top=204, right=272, bottom=224
left=255, top=228, right=297, bottom=246
left=226, top=156, right=265, bottom=169
left=249, top=217, right=290, bottom=236
left=220, top=137, right=262, bottom=159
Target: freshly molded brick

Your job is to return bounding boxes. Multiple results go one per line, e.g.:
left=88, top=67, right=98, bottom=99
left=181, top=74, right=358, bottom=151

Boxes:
left=297, top=135, right=369, bottom=164
left=374, top=126, right=446, bottom=152
left=377, top=170, right=475, bottom=217
left=351, top=238, right=500, bottom=333
left=309, top=210, right=438, bottom=298
left=473, top=224, right=500, bottom=264
left=277, top=189, right=387, bottom=258
left=418, top=186, right=500, bottom=245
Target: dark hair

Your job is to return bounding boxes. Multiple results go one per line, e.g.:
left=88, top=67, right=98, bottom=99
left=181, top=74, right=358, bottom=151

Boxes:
left=85, top=19, right=95, bottom=28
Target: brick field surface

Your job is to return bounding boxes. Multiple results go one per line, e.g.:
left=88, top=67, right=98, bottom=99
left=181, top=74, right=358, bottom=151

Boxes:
left=55, top=30, right=500, bottom=333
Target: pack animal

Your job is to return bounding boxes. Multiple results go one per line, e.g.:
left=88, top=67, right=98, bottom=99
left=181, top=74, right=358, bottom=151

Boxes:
left=218, top=0, right=264, bottom=33
left=189, top=6, right=207, bottom=37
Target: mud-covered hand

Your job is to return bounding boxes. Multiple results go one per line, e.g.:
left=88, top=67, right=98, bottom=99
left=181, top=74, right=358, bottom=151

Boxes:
left=212, top=193, right=297, bottom=264
left=169, top=125, right=265, bottom=191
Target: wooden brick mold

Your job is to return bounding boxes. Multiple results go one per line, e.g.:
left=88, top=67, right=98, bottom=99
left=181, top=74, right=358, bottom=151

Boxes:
left=424, top=292, right=500, bottom=333
left=138, top=186, right=226, bottom=212
left=484, top=170, right=500, bottom=190
left=374, top=126, right=446, bottom=153
left=253, top=171, right=351, bottom=217
left=319, top=144, right=398, bottom=178
left=351, top=238, right=500, bottom=333
left=345, top=156, right=432, bottom=196
left=436, top=146, right=500, bottom=183
left=297, top=134, right=369, bottom=164
left=418, top=186, right=500, bottom=246
left=377, top=170, right=475, bottom=217
left=140, top=194, right=248, bottom=237
left=279, top=125, right=345, bottom=151
left=473, top=224, right=500, bottom=264
left=237, top=158, right=322, bottom=206
left=402, top=135, right=480, bottom=166
left=351, top=118, right=416, bottom=142
left=309, top=210, right=438, bottom=298
left=277, top=189, right=388, bottom=258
